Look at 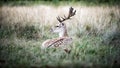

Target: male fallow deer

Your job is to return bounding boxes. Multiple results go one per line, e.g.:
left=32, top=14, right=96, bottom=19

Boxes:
left=41, top=7, right=76, bottom=53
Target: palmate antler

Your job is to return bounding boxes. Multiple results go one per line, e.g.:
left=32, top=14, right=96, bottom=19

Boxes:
left=57, top=7, right=76, bottom=23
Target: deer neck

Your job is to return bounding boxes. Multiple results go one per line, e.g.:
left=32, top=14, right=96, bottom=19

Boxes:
left=59, top=28, right=68, bottom=37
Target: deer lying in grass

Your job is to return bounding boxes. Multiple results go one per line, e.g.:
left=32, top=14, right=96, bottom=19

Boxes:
left=41, top=7, right=76, bottom=53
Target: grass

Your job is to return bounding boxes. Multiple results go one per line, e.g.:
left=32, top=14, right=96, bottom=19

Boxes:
left=0, top=0, right=120, bottom=7
left=0, top=34, right=120, bottom=68
left=0, top=3, right=120, bottom=68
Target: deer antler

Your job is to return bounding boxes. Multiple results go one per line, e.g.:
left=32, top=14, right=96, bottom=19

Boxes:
left=57, top=7, right=76, bottom=23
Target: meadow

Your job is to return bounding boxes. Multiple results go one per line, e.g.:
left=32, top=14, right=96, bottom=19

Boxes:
left=0, top=2, right=120, bottom=68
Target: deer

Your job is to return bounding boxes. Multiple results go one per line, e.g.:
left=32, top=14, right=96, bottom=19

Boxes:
left=41, top=7, right=76, bottom=53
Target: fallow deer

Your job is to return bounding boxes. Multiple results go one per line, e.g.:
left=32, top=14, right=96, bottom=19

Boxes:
left=41, top=7, right=76, bottom=53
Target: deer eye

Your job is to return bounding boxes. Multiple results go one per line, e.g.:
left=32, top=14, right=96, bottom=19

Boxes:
left=55, top=26, right=59, bottom=27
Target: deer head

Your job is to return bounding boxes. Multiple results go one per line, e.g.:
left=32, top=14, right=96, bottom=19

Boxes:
left=51, top=7, right=76, bottom=37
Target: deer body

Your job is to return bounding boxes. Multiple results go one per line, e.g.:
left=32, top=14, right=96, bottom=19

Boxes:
left=41, top=23, right=72, bottom=49
left=41, top=7, right=76, bottom=53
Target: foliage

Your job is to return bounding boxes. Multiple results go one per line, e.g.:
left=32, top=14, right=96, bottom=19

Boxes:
left=0, top=0, right=120, bottom=6
left=0, top=3, right=120, bottom=68
left=0, top=24, right=40, bottom=40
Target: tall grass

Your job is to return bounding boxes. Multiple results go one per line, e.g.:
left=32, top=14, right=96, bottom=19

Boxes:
left=0, top=5, right=120, bottom=67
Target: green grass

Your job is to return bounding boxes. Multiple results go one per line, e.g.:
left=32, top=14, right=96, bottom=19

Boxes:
left=0, top=2, right=120, bottom=67
left=0, top=24, right=120, bottom=68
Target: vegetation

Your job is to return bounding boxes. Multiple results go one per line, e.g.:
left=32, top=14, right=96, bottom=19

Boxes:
left=0, top=0, right=120, bottom=6
left=0, top=1, right=120, bottom=68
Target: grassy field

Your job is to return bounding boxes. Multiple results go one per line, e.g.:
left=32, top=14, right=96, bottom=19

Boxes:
left=0, top=2, right=120, bottom=68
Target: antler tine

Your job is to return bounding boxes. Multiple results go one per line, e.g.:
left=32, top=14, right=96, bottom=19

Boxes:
left=61, top=17, right=65, bottom=20
left=57, top=16, right=62, bottom=23
left=68, top=7, right=76, bottom=18
left=64, top=15, right=66, bottom=18
left=56, top=7, right=76, bottom=23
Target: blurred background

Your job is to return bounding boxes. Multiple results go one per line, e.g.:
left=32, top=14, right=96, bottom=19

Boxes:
left=0, top=0, right=120, bottom=68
